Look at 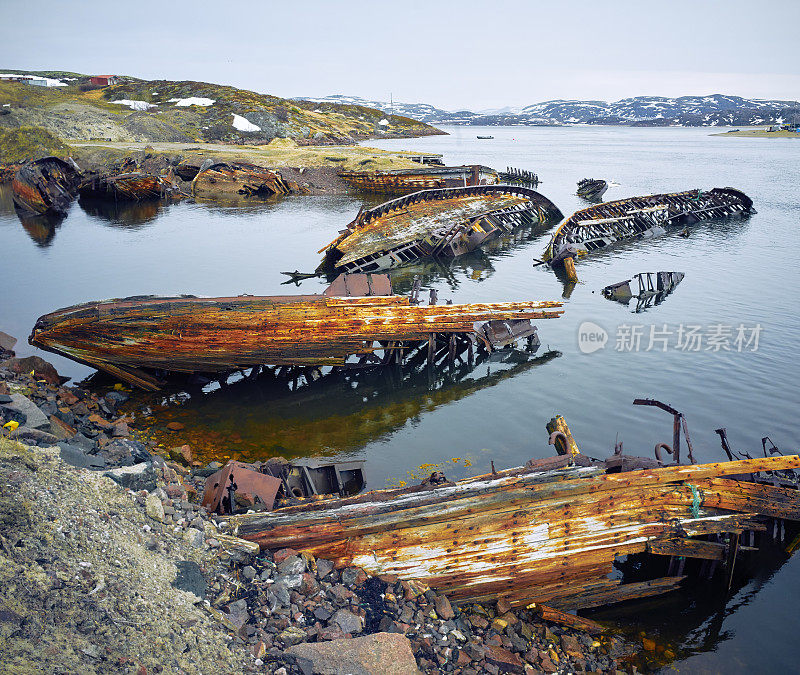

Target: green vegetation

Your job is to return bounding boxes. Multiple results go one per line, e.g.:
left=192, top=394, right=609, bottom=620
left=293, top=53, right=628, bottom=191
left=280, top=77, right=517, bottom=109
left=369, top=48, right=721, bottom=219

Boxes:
left=0, top=126, right=68, bottom=162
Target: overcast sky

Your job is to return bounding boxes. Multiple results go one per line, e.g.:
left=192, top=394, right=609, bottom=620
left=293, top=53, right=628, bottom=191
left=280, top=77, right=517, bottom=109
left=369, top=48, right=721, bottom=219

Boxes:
left=1, top=0, right=797, bottom=110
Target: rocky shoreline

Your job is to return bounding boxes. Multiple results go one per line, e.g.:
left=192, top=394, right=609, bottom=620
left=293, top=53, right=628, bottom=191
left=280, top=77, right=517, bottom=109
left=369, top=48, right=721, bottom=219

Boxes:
left=1, top=334, right=648, bottom=674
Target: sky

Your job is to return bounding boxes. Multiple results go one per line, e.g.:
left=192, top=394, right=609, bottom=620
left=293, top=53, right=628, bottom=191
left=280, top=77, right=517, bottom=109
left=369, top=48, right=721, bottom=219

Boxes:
left=1, top=0, right=798, bottom=111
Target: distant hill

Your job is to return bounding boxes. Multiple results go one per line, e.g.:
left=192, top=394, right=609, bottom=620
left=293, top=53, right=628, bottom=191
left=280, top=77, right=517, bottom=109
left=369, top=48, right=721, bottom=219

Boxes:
left=300, top=94, right=800, bottom=127
left=0, top=71, right=443, bottom=147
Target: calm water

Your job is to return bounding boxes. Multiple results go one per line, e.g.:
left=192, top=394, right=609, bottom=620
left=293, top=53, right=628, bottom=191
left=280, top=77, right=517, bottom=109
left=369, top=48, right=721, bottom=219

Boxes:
left=2, top=126, right=799, bottom=671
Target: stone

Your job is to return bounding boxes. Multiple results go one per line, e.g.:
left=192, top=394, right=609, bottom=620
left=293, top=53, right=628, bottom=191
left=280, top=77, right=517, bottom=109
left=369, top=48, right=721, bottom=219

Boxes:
left=145, top=493, right=165, bottom=522
left=1, top=393, right=49, bottom=429
left=10, top=426, right=58, bottom=446
left=241, top=565, right=257, bottom=581
left=341, top=567, right=367, bottom=587
left=49, top=415, right=77, bottom=440
left=182, top=528, right=204, bottom=548
left=273, top=548, right=299, bottom=565
left=278, top=555, right=306, bottom=576
left=485, top=646, right=526, bottom=674
left=332, top=608, right=363, bottom=634
left=111, top=422, right=130, bottom=437
left=168, top=444, right=193, bottom=465
left=316, top=558, right=334, bottom=579
left=223, top=599, right=249, bottom=632
left=313, top=607, right=332, bottom=622
left=286, top=633, right=421, bottom=675
left=165, top=421, right=185, bottom=431
left=172, top=560, right=206, bottom=600
left=58, top=443, right=105, bottom=470
left=492, top=617, right=509, bottom=632
left=434, top=594, right=455, bottom=621
left=561, top=634, right=583, bottom=658
left=2, top=355, right=63, bottom=385
left=642, top=636, right=656, bottom=651
left=0, top=331, right=17, bottom=352
left=104, top=462, right=158, bottom=492
left=103, top=439, right=150, bottom=466
left=496, top=597, right=512, bottom=614
left=278, top=626, right=307, bottom=646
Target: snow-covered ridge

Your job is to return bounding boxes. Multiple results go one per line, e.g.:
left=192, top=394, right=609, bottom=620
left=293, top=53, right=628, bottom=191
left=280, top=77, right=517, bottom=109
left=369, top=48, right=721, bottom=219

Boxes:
left=298, top=93, right=800, bottom=127
left=110, top=99, right=157, bottom=111
left=169, top=97, right=215, bottom=107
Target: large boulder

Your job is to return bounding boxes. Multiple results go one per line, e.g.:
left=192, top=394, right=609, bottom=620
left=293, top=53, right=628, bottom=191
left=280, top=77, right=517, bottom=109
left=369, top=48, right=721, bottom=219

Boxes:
left=2, top=356, right=66, bottom=385
left=286, top=633, right=420, bottom=675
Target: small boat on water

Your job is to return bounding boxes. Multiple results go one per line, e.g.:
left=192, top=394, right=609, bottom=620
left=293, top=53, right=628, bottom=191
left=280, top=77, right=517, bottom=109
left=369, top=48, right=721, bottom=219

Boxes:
left=338, top=165, right=499, bottom=196
left=11, top=157, right=81, bottom=216
left=28, top=273, right=564, bottom=391
left=318, top=184, right=563, bottom=274
left=78, top=172, right=178, bottom=201
left=476, top=135, right=494, bottom=139
left=543, top=187, right=754, bottom=267
left=226, top=406, right=800, bottom=610
left=576, top=178, right=608, bottom=200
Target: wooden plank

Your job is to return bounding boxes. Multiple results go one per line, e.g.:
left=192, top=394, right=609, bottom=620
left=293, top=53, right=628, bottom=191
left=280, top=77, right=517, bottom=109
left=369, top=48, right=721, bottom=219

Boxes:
left=648, top=537, right=727, bottom=560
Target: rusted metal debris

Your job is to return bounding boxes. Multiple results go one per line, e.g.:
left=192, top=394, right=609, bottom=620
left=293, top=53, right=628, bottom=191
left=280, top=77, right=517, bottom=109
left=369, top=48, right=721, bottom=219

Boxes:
left=543, top=187, right=754, bottom=268
left=28, top=273, right=564, bottom=391
left=318, top=185, right=564, bottom=274
left=11, top=157, right=82, bottom=216
left=338, top=165, right=499, bottom=196
left=498, top=167, right=539, bottom=185
left=0, top=162, right=23, bottom=184
left=576, top=178, right=608, bottom=200
left=202, top=459, right=366, bottom=514
left=601, top=271, right=684, bottom=310
left=78, top=172, right=180, bottom=201
left=226, top=403, right=800, bottom=611
left=191, top=161, right=290, bottom=200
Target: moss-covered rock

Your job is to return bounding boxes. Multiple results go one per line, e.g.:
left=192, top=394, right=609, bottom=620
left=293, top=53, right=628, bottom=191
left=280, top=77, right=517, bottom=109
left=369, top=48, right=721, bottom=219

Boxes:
left=0, top=126, right=69, bottom=162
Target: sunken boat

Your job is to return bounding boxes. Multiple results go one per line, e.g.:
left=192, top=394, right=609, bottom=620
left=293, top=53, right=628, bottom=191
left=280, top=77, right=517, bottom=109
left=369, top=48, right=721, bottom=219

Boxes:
left=78, top=172, right=177, bottom=201
left=191, top=161, right=290, bottom=200
left=543, top=187, right=753, bottom=267
left=576, top=178, right=608, bottom=200
left=11, top=156, right=81, bottom=216
left=28, top=273, right=564, bottom=391
left=318, top=185, right=563, bottom=274
left=338, top=165, right=499, bottom=196
left=602, top=271, right=684, bottom=309
left=227, top=406, right=800, bottom=611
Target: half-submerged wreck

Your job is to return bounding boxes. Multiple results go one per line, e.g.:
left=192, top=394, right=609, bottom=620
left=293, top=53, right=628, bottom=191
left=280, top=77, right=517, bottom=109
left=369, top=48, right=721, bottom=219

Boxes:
left=576, top=178, right=608, bottom=200
left=11, top=157, right=81, bottom=216
left=28, top=273, right=564, bottom=391
left=543, top=187, right=753, bottom=268
left=338, top=165, right=499, bottom=196
left=227, top=406, right=800, bottom=611
left=602, top=271, right=684, bottom=309
left=318, top=185, right=563, bottom=274
left=78, top=172, right=178, bottom=201
left=191, top=161, right=290, bottom=200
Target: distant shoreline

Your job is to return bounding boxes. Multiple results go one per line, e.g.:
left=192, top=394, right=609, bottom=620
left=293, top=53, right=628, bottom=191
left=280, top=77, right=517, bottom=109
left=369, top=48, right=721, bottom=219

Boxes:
left=710, top=127, right=799, bottom=138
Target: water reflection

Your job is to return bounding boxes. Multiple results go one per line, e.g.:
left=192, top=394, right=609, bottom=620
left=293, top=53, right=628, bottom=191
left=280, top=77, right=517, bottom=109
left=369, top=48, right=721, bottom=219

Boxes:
left=17, top=211, right=64, bottom=247
left=78, top=196, right=163, bottom=227
left=129, top=347, right=561, bottom=464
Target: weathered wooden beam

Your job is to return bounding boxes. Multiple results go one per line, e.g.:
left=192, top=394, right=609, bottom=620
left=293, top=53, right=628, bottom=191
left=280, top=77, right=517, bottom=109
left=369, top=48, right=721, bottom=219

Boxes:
left=649, top=536, right=726, bottom=560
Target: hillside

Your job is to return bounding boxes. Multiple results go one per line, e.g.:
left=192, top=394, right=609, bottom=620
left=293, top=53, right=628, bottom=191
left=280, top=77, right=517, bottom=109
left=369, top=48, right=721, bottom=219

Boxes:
left=302, top=94, right=800, bottom=127
left=0, top=71, right=444, bottom=148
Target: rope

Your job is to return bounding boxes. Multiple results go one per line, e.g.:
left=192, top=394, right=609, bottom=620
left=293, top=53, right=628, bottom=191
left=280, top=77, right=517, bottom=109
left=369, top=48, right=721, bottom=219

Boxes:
left=689, top=484, right=702, bottom=519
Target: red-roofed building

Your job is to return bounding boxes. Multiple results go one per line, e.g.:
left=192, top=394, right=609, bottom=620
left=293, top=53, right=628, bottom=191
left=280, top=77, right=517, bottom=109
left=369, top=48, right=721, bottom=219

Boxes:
left=90, top=75, right=119, bottom=86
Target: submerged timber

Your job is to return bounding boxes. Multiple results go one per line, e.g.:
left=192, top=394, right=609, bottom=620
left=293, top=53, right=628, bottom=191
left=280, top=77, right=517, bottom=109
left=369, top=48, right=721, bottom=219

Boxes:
left=78, top=172, right=177, bottom=201
left=228, top=449, right=800, bottom=611
left=543, top=187, right=753, bottom=267
left=338, top=165, right=499, bottom=196
left=11, top=156, right=81, bottom=216
left=319, top=185, right=563, bottom=274
left=28, top=274, right=564, bottom=391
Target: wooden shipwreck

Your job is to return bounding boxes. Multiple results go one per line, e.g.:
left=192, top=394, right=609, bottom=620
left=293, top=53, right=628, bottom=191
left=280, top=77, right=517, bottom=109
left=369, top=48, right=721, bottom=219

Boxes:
left=576, top=178, right=608, bottom=200
left=28, top=273, right=564, bottom=391
left=338, top=165, right=499, bottom=196
left=78, top=172, right=178, bottom=201
left=191, top=161, right=290, bottom=200
left=543, top=187, right=754, bottom=267
left=318, top=185, right=564, bottom=274
left=11, top=157, right=81, bottom=216
left=227, top=411, right=800, bottom=611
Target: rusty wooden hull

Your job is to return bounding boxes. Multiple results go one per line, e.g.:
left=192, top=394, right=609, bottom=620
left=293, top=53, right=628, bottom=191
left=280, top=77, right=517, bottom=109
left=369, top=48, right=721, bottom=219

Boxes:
left=339, top=165, right=499, bottom=196
left=543, top=187, right=753, bottom=265
left=319, top=185, right=564, bottom=274
left=78, top=172, right=174, bottom=201
left=229, top=454, right=800, bottom=610
left=11, top=157, right=81, bottom=216
left=28, top=291, right=563, bottom=391
left=191, top=161, right=289, bottom=199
